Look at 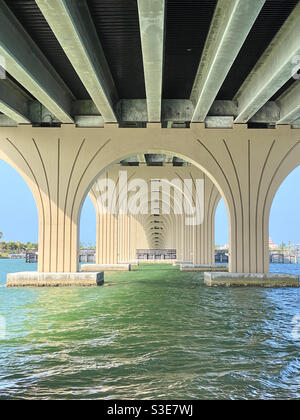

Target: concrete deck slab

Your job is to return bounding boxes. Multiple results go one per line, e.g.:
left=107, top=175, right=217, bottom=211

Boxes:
left=81, top=264, right=131, bottom=272
left=181, top=264, right=228, bottom=272
left=6, top=272, right=104, bottom=287
left=204, top=272, right=299, bottom=287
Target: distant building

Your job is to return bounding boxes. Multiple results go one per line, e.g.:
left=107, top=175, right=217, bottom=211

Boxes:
left=269, top=237, right=278, bottom=250
left=292, top=244, right=300, bottom=253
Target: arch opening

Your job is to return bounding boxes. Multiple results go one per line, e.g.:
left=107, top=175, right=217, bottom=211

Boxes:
left=80, top=152, right=225, bottom=267
left=0, top=159, right=38, bottom=268
left=269, top=165, right=300, bottom=267
left=214, top=198, right=230, bottom=265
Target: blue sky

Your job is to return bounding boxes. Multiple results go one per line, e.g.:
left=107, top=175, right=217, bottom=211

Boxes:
left=0, top=159, right=299, bottom=247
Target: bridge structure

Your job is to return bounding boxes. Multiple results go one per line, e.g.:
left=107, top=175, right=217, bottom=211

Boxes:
left=88, top=164, right=220, bottom=267
left=1, top=0, right=300, bottom=286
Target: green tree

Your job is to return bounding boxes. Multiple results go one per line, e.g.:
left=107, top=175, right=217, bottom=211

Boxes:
left=279, top=242, right=286, bottom=252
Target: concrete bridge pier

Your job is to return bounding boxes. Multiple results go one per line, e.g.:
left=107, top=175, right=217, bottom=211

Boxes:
left=174, top=215, right=184, bottom=262
left=1, top=1, right=300, bottom=286
left=193, top=175, right=221, bottom=268
left=117, top=214, right=131, bottom=263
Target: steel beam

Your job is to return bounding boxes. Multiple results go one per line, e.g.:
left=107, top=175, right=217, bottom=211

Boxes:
left=36, top=0, right=118, bottom=123
left=0, top=0, right=74, bottom=123
left=138, top=0, right=165, bottom=122
left=276, top=81, right=300, bottom=124
left=0, top=79, right=30, bottom=124
left=191, top=0, right=265, bottom=122
left=234, top=2, right=300, bottom=123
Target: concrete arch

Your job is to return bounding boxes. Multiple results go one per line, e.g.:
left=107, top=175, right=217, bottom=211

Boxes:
left=88, top=165, right=220, bottom=264
left=90, top=181, right=192, bottom=262
left=250, top=137, right=300, bottom=273
left=1, top=125, right=299, bottom=272
left=71, top=127, right=300, bottom=273
left=72, top=128, right=242, bottom=272
left=136, top=213, right=174, bottom=249
left=88, top=169, right=189, bottom=262
left=89, top=165, right=204, bottom=217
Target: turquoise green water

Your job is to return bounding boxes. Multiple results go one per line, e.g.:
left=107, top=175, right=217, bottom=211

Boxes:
left=0, top=259, right=300, bottom=400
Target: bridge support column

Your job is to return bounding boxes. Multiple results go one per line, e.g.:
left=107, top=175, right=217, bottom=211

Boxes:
left=0, top=126, right=83, bottom=273
left=96, top=213, right=118, bottom=264
left=174, top=216, right=182, bottom=261
left=128, top=216, right=138, bottom=262
left=183, top=225, right=194, bottom=263
left=118, top=214, right=130, bottom=263
left=178, top=217, right=186, bottom=261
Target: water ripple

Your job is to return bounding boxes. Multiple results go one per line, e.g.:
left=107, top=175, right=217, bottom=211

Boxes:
left=0, top=260, right=300, bottom=399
